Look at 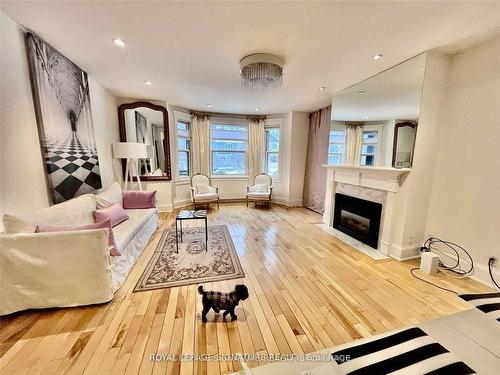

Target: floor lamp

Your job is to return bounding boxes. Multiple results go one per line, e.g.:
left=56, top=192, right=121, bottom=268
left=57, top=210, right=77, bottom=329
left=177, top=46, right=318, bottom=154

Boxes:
left=112, top=142, right=149, bottom=190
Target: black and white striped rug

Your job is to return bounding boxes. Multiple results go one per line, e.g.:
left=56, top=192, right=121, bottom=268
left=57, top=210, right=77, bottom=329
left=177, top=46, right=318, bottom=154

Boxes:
left=458, top=292, right=500, bottom=322
left=331, top=327, right=475, bottom=374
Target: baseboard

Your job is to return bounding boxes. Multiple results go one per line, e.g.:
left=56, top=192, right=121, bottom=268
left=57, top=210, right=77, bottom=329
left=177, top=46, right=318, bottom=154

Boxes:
left=272, top=197, right=303, bottom=207
left=173, top=199, right=192, bottom=209
left=469, top=263, right=500, bottom=289
left=389, top=244, right=421, bottom=261
left=157, top=203, right=173, bottom=213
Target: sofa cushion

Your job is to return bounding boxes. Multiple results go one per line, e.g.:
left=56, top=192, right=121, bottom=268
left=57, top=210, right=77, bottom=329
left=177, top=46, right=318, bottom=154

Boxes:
left=123, top=190, right=156, bottom=209
left=194, top=192, right=218, bottom=202
left=95, top=182, right=123, bottom=209
left=94, top=203, right=129, bottom=227
left=112, top=208, right=157, bottom=251
left=2, top=194, right=96, bottom=234
left=35, top=219, right=121, bottom=256
left=247, top=192, right=271, bottom=199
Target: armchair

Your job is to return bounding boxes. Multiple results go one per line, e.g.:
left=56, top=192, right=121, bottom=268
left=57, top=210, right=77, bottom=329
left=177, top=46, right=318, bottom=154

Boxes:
left=190, top=174, right=220, bottom=209
left=246, top=173, right=273, bottom=207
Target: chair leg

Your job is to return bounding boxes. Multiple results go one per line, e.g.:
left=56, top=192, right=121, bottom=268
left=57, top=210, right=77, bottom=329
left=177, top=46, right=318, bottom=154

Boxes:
left=246, top=197, right=248, bottom=207
left=217, top=199, right=220, bottom=209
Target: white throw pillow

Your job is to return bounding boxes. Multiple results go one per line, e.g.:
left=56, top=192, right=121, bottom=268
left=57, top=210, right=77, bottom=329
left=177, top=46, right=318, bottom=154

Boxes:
left=197, top=183, right=210, bottom=194
left=95, top=182, right=123, bottom=209
left=254, top=183, right=268, bottom=193
left=2, top=194, right=97, bottom=234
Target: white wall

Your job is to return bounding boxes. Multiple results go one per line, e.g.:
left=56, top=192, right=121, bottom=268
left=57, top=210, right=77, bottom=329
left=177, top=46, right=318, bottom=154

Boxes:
left=0, top=12, right=120, bottom=226
left=0, top=11, right=49, bottom=220
left=425, top=36, right=500, bottom=286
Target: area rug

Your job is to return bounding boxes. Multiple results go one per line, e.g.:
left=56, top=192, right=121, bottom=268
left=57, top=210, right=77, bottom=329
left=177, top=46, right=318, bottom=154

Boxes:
left=134, top=225, right=244, bottom=292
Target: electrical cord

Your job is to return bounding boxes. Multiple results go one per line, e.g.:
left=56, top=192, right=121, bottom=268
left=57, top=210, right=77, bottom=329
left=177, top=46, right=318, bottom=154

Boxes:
left=488, top=258, right=500, bottom=290
left=410, top=267, right=458, bottom=294
left=410, top=237, right=475, bottom=293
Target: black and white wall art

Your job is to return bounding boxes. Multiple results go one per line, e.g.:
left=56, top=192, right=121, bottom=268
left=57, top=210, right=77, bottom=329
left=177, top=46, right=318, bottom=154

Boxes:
left=26, top=32, right=102, bottom=203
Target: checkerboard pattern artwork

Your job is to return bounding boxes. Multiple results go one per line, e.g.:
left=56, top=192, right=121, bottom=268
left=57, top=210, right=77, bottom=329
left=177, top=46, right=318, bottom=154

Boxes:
left=44, top=133, right=102, bottom=203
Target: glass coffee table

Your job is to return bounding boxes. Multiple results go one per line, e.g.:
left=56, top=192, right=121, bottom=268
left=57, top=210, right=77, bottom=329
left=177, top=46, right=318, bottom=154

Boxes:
left=175, top=210, right=208, bottom=253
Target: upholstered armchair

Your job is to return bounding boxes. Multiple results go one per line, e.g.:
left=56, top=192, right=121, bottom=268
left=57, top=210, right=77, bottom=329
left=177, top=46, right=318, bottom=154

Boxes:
left=246, top=173, right=273, bottom=207
left=190, top=174, right=219, bottom=209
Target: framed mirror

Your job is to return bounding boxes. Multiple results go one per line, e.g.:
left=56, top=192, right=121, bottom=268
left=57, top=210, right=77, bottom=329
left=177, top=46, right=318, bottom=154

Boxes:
left=118, top=101, right=171, bottom=180
left=392, top=121, right=417, bottom=168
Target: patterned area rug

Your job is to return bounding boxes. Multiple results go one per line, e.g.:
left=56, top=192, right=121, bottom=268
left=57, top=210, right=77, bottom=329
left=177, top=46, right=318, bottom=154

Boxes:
left=134, top=225, right=244, bottom=292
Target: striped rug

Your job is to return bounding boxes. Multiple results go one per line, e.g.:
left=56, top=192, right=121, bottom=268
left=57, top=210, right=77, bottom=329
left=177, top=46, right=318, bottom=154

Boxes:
left=459, top=292, right=500, bottom=322
left=331, top=327, right=475, bottom=374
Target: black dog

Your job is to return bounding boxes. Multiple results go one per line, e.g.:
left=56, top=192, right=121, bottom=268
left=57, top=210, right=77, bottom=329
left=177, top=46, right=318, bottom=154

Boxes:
left=198, top=284, right=249, bottom=323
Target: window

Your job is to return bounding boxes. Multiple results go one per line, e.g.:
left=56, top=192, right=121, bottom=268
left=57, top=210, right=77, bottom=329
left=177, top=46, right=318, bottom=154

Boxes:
left=328, top=128, right=346, bottom=165
left=265, top=127, right=280, bottom=177
left=210, top=123, right=248, bottom=175
left=177, top=120, right=191, bottom=177
left=360, top=130, right=378, bottom=166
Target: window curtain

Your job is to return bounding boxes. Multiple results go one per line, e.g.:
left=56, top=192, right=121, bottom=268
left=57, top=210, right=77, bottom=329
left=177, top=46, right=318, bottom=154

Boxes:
left=303, top=105, right=332, bottom=213
left=247, top=115, right=266, bottom=180
left=191, top=111, right=211, bottom=176
left=345, top=122, right=364, bottom=165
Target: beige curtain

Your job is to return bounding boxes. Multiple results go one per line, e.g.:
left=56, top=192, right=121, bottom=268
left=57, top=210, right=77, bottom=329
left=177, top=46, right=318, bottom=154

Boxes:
left=247, top=116, right=266, bottom=179
left=191, top=112, right=210, bottom=176
left=345, top=123, right=363, bottom=165
left=302, top=105, right=332, bottom=213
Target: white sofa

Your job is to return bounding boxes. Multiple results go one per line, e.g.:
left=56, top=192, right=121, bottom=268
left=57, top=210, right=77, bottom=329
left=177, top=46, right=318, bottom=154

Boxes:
left=0, top=183, right=158, bottom=316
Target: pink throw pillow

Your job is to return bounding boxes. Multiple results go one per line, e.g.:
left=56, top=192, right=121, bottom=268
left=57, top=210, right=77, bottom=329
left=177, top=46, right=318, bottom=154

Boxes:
left=35, top=219, right=121, bottom=256
left=122, top=190, right=156, bottom=209
left=93, top=203, right=129, bottom=227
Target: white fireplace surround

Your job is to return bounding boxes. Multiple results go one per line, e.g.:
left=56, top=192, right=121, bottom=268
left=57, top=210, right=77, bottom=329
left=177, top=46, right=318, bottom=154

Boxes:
left=322, top=165, right=411, bottom=257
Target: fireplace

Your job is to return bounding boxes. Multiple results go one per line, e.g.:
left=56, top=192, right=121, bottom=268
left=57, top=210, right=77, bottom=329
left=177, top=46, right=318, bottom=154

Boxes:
left=333, top=193, right=382, bottom=249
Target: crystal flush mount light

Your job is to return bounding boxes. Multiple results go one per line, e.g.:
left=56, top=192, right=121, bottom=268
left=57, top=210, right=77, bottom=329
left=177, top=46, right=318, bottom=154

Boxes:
left=239, top=53, right=285, bottom=90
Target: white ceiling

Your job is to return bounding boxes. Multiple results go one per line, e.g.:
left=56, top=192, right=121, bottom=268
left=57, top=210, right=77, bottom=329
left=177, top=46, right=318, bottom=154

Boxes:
left=333, top=53, right=426, bottom=122
left=2, top=1, right=500, bottom=115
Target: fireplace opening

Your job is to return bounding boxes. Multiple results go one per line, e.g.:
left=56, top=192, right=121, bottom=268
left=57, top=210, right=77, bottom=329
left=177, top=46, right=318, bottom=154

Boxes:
left=333, top=193, right=382, bottom=249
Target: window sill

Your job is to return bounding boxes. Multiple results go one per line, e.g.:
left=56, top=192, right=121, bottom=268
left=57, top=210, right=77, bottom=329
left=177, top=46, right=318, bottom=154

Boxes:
left=211, top=175, right=250, bottom=181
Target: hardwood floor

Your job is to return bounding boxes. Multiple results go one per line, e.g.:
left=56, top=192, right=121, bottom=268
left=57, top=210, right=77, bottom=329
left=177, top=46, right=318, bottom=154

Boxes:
left=0, top=204, right=491, bottom=375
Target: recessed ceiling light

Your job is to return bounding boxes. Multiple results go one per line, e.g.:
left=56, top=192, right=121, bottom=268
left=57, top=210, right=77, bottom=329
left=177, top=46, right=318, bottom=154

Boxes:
left=319, top=86, right=326, bottom=91
left=366, top=116, right=372, bottom=119
left=373, top=54, right=383, bottom=60
left=144, top=81, right=152, bottom=86
left=358, top=90, right=365, bottom=94
left=113, top=38, right=126, bottom=48
left=206, top=104, right=212, bottom=108
left=255, top=107, right=261, bottom=111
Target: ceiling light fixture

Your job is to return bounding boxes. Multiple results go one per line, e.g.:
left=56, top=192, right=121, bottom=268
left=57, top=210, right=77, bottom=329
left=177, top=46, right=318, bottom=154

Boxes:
left=366, top=116, right=372, bottom=119
left=113, top=38, right=126, bottom=48
left=358, top=90, right=365, bottom=94
left=319, top=86, right=326, bottom=91
left=240, top=53, right=284, bottom=90
left=373, top=54, right=383, bottom=60
left=207, top=104, right=212, bottom=108
left=144, top=81, right=152, bottom=86
left=255, top=107, right=261, bottom=111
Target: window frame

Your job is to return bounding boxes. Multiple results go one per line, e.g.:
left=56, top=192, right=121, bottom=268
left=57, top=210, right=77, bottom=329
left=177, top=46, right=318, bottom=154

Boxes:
left=360, top=124, right=384, bottom=167
left=210, top=117, right=249, bottom=178
left=328, top=124, right=347, bottom=166
left=264, top=118, right=283, bottom=179
left=174, top=111, right=193, bottom=181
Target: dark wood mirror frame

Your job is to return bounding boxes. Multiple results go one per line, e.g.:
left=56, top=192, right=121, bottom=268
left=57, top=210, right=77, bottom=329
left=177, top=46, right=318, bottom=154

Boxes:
left=118, top=101, right=171, bottom=181
left=392, top=121, right=417, bottom=168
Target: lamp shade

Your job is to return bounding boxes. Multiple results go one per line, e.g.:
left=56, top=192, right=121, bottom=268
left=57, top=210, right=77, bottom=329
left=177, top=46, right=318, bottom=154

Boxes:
left=113, top=142, right=149, bottom=159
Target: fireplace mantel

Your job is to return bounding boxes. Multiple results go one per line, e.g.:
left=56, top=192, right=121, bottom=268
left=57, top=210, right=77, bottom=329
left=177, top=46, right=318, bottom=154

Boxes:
left=322, top=165, right=411, bottom=192
left=322, top=164, right=411, bottom=257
